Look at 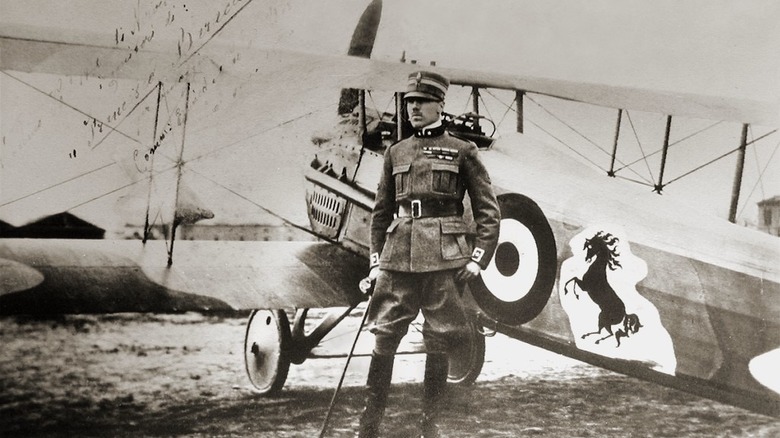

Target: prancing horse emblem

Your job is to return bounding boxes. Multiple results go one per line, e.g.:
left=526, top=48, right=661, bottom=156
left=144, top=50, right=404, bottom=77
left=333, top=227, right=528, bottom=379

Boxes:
left=564, top=231, right=642, bottom=347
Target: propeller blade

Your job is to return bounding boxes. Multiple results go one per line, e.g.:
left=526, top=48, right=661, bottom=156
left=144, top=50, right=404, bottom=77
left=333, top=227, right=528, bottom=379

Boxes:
left=338, top=0, right=383, bottom=115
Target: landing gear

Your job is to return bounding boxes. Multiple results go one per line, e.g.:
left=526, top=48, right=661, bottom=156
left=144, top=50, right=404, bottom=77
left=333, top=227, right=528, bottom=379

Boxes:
left=446, top=319, right=485, bottom=385
left=243, top=307, right=486, bottom=394
left=244, top=309, right=291, bottom=395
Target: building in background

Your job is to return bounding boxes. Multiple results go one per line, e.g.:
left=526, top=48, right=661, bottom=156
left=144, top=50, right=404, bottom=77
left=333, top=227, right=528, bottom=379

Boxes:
left=135, top=222, right=315, bottom=242
left=0, top=213, right=105, bottom=239
left=757, top=196, right=780, bottom=237
left=122, top=204, right=317, bottom=242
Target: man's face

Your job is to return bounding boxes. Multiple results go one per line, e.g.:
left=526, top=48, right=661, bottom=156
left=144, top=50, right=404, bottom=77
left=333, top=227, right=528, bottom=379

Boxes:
left=406, top=97, right=443, bottom=129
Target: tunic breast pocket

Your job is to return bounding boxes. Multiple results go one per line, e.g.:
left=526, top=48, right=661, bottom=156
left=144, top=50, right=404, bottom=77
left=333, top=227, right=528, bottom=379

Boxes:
left=393, top=164, right=411, bottom=197
left=431, top=163, right=459, bottom=195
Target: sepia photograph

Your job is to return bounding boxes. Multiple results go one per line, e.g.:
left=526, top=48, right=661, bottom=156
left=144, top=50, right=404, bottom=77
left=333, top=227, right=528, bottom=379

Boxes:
left=1, top=1, right=779, bottom=436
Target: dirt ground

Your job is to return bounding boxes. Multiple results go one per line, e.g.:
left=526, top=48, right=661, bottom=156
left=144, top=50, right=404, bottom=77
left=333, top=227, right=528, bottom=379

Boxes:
left=1, top=312, right=778, bottom=437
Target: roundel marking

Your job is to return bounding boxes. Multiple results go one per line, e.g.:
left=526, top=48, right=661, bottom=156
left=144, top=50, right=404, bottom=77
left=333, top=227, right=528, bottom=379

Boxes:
left=469, top=193, right=557, bottom=326
left=494, top=242, right=520, bottom=276
left=481, top=219, right=539, bottom=302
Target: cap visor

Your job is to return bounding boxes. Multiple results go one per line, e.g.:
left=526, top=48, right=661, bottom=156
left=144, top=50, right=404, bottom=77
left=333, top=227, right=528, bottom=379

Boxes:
left=403, top=91, right=441, bottom=101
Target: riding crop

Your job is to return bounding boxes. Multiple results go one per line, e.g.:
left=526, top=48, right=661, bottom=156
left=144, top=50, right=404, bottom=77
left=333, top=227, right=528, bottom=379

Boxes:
left=318, top=277, right=375, bottom=437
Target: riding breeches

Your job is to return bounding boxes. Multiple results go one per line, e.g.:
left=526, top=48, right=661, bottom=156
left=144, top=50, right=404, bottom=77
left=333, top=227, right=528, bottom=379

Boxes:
left=367, top=268, right=469, bottom=355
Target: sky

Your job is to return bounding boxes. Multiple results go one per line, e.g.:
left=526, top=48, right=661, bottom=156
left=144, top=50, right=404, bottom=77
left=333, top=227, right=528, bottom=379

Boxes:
left=1, top=0, right=778, bottom=232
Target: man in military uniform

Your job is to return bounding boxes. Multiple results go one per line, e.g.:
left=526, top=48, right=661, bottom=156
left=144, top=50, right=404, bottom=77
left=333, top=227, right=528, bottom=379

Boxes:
left=358, top=71, right=501, bottom=437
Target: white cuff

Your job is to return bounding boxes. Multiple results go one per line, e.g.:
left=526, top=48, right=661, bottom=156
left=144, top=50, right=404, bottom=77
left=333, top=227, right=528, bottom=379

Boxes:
left=471, top=247, right=485, bottom=263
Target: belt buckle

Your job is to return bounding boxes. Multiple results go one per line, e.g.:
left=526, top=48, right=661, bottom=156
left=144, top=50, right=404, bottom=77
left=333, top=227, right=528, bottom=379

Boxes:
left=411, top=200, right=422, bottom=218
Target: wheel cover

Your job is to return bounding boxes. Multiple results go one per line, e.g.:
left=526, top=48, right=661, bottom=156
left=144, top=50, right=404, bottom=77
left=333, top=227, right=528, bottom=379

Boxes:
left=447, top=321, right=485, bottom=385
left=244, top=309, right=291, bottom=395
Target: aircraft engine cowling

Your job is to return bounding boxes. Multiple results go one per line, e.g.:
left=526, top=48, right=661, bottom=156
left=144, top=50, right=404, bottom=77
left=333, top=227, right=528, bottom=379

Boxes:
left=469, top=193, right=557, bottom=326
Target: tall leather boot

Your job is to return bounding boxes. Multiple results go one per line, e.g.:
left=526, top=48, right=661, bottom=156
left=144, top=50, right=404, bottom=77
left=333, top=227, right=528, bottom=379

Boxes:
left=420, top=352, right=448, bottom=438
left=358, top=353, right=395, bottom=438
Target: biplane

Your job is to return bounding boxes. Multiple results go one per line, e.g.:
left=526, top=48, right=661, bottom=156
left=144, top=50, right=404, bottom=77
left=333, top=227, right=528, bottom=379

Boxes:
left=1, top=0, right=778, bottom=419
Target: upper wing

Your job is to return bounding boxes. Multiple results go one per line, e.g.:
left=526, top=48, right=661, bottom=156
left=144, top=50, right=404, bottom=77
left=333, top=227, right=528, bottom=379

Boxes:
left=0, top=24, right=181, bottom=83
left=2, top=23, right=777, bottom=126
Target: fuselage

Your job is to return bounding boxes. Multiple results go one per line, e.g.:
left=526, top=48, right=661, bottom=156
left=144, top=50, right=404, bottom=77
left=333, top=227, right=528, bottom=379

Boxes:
left=305, top=127, right=779, bottom=415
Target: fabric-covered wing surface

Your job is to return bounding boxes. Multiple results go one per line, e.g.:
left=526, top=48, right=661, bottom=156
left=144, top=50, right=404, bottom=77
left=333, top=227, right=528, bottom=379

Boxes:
left=2, top=23, right=776, bottom=125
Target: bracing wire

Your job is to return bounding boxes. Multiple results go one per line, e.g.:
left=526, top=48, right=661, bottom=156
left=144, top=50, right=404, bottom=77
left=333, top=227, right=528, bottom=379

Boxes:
left=613, top=174, right=655, bottom=188
left=365, top=90, right=390, bottom=122
left=496, top=95, right=518, bottom=130
left=148, top=92, right=337, bottom=259
left=182, top=102, right=337, bottom=166
left=67, top=165, right=177, bottom=212
left=664, top=147, right=739, bottom=186
left=185, top=166, right=342, bottom=245
left=614, top=120, right=722, bottom=173
left=737, top=135, right=780, bottom=220
left=749, top=125, right=766, bottom=199
left=624, top=110, right=656, bottom=184
left=526, top=95, right=610, bottom=156
left=523, top=95, right=652, bottom=184
left=90, top=85, right=160, bottom=150
left=1, top=70, right=142, bottom=145
left=143, top=82, right=163, bottom=242
left=0, top=73, right=167, bottom=209
left=524, top=117, right=606, bottom=172
left=177, top=0, right=257, bottom=67
left=460, top=90, right=471, bottom=115
left=3, top=0, right=322, bottom=239
left=665, top=129, right=778, bottom=187
left=2, top=78, right=335, bottom=227
left=0, top=162, right=117, bottom=208
left=483, top=88, right=515, bottom=128
left=477, top=90, right=495, bottom=122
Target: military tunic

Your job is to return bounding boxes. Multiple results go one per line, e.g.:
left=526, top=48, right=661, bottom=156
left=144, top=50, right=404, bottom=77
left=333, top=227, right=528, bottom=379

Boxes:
left=367, top=124, right=500, bottom=354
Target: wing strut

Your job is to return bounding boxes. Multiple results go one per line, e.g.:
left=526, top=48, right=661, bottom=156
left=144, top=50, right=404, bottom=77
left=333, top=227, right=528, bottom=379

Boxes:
left=608, top=109, right=623, bottom=177
left=470, top=86, right=481, bottom=133
left=653, top=115, right=673, bottom=193
left=515, top=90, right=525, bottom=133
left=728, top=123, right=750, bottom=223
left=167, top=82, right=191, bottom=266
left=143, top=81, right=164, bottom=243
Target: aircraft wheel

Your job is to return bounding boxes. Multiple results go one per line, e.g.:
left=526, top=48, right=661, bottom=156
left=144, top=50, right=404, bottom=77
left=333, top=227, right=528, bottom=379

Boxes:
left=447, top=320, right=485, bottom=385
left=244, top=309, right=291, bottom=396
left=470, top=193, right=557, bottom=326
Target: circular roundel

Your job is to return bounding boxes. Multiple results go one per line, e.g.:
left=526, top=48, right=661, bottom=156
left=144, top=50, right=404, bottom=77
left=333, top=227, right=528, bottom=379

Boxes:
left=470, top=193, right=557, bottom=326
left=244, top=309, right=292, bottom=396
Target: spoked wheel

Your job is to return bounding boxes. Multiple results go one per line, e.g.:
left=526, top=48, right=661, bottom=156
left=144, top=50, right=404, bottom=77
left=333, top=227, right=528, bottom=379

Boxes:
left=244, top=309, right=291, bottom=396
left=470, top=193, right=557, bottom=326
left=447, top=320, right=485, bottom=385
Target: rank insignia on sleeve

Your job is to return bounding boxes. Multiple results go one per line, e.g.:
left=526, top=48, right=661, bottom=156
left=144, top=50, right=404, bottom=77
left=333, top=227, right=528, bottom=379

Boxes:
left=370, top=252, right=380, bottom=267
left=471, top=247, right=485, bottom=262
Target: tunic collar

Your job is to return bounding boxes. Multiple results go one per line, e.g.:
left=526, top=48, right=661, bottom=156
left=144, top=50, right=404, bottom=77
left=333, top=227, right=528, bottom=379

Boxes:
left=414, top=119, right=446, bottom=138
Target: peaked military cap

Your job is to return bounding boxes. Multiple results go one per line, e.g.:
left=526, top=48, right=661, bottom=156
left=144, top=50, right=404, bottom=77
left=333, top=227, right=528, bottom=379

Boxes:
left=404, top=71, right=449, bottom=102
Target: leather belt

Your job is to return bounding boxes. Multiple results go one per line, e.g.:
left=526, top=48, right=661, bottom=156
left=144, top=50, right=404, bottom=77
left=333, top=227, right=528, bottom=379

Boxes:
left=397, top=199, right=461, bottom=218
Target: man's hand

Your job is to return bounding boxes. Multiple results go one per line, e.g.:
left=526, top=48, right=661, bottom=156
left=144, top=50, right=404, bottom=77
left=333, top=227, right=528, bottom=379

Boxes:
left=359, top=267, right=381, bottom=295
left=456, top=261, right=481, bottom=283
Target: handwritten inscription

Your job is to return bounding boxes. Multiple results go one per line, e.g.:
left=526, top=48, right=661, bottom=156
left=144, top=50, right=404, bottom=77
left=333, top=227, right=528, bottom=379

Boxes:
left=132, top=121, right=175, bottom=172
left=59, top=0, right=253, bottom=167
left=177, top=0, right=247, bottom=57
